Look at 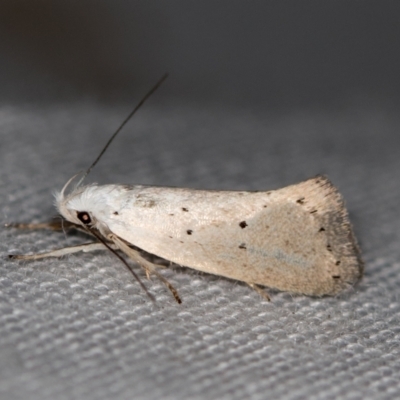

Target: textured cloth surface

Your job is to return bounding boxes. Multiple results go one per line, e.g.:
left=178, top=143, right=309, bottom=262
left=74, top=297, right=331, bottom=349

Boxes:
left=1, top=102, right=400, bottom=400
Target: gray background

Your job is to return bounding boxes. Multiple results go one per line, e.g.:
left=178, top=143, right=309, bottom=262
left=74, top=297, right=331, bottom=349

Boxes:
left=1, top=2, right=400, bottom=399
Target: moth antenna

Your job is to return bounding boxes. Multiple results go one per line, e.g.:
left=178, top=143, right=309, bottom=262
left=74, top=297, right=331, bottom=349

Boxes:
left=76, top=73, right=168, bottom=188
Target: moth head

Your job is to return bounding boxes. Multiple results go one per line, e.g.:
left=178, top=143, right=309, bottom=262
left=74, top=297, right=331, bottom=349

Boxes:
left=54, top=175, right=89, bottom=224
left=55, top=186, right=96, bottom=226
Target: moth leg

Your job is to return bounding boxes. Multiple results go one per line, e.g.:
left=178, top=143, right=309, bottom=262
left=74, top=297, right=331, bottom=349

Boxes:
left=9, top=242, right=111, bottom=261
left=247, top=283, right=271, bottom=302
left=5, top=219, right=77, bottom=231
left=111, top=236, right=182, bottom=304
left=142, top=253, right=168, bottom=269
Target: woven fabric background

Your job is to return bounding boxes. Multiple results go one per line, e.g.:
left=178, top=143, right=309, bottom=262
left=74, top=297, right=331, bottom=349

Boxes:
left=1, top=2, right=400, bottom=399
left=1, top=103, right=400, bottom=400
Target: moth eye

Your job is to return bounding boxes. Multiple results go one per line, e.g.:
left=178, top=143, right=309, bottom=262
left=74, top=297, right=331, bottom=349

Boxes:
left=77, top=211, right=92, bottom=225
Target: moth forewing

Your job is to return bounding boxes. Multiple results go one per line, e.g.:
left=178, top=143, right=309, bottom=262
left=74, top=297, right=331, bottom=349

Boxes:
left=56, top=175, right=363, bottom=297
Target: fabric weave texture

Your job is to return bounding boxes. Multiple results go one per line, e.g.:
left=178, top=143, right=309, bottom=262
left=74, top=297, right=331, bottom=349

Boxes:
left=1, top=103, right=400, bottom=400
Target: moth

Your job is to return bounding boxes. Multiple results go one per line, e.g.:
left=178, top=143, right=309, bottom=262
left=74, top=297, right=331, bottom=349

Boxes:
left=9, top=75, right=363, bottom=303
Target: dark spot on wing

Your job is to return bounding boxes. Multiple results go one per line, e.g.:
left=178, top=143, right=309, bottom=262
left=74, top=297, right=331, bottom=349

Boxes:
left=113, top=211, right=119, bottom=215
left=182, top=207, right=189, bottom=212
left=297, top=197, right=305, bottom=204
left=169, top=213, right=174, bottom=216
left=327, top=244, right=332, bottom=251
left=263, top=204, right=267, bottom=208
left=319, top=227, right=325, bottom=232
left=239, top=221, right=248, bottom=229
left=239, top=243, right=247, bottom=249
left=335, top=260, right=341, bottom=265
left=332, top=275, right=341, bottom=279
left=187, top=230, right=193, bottom=235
